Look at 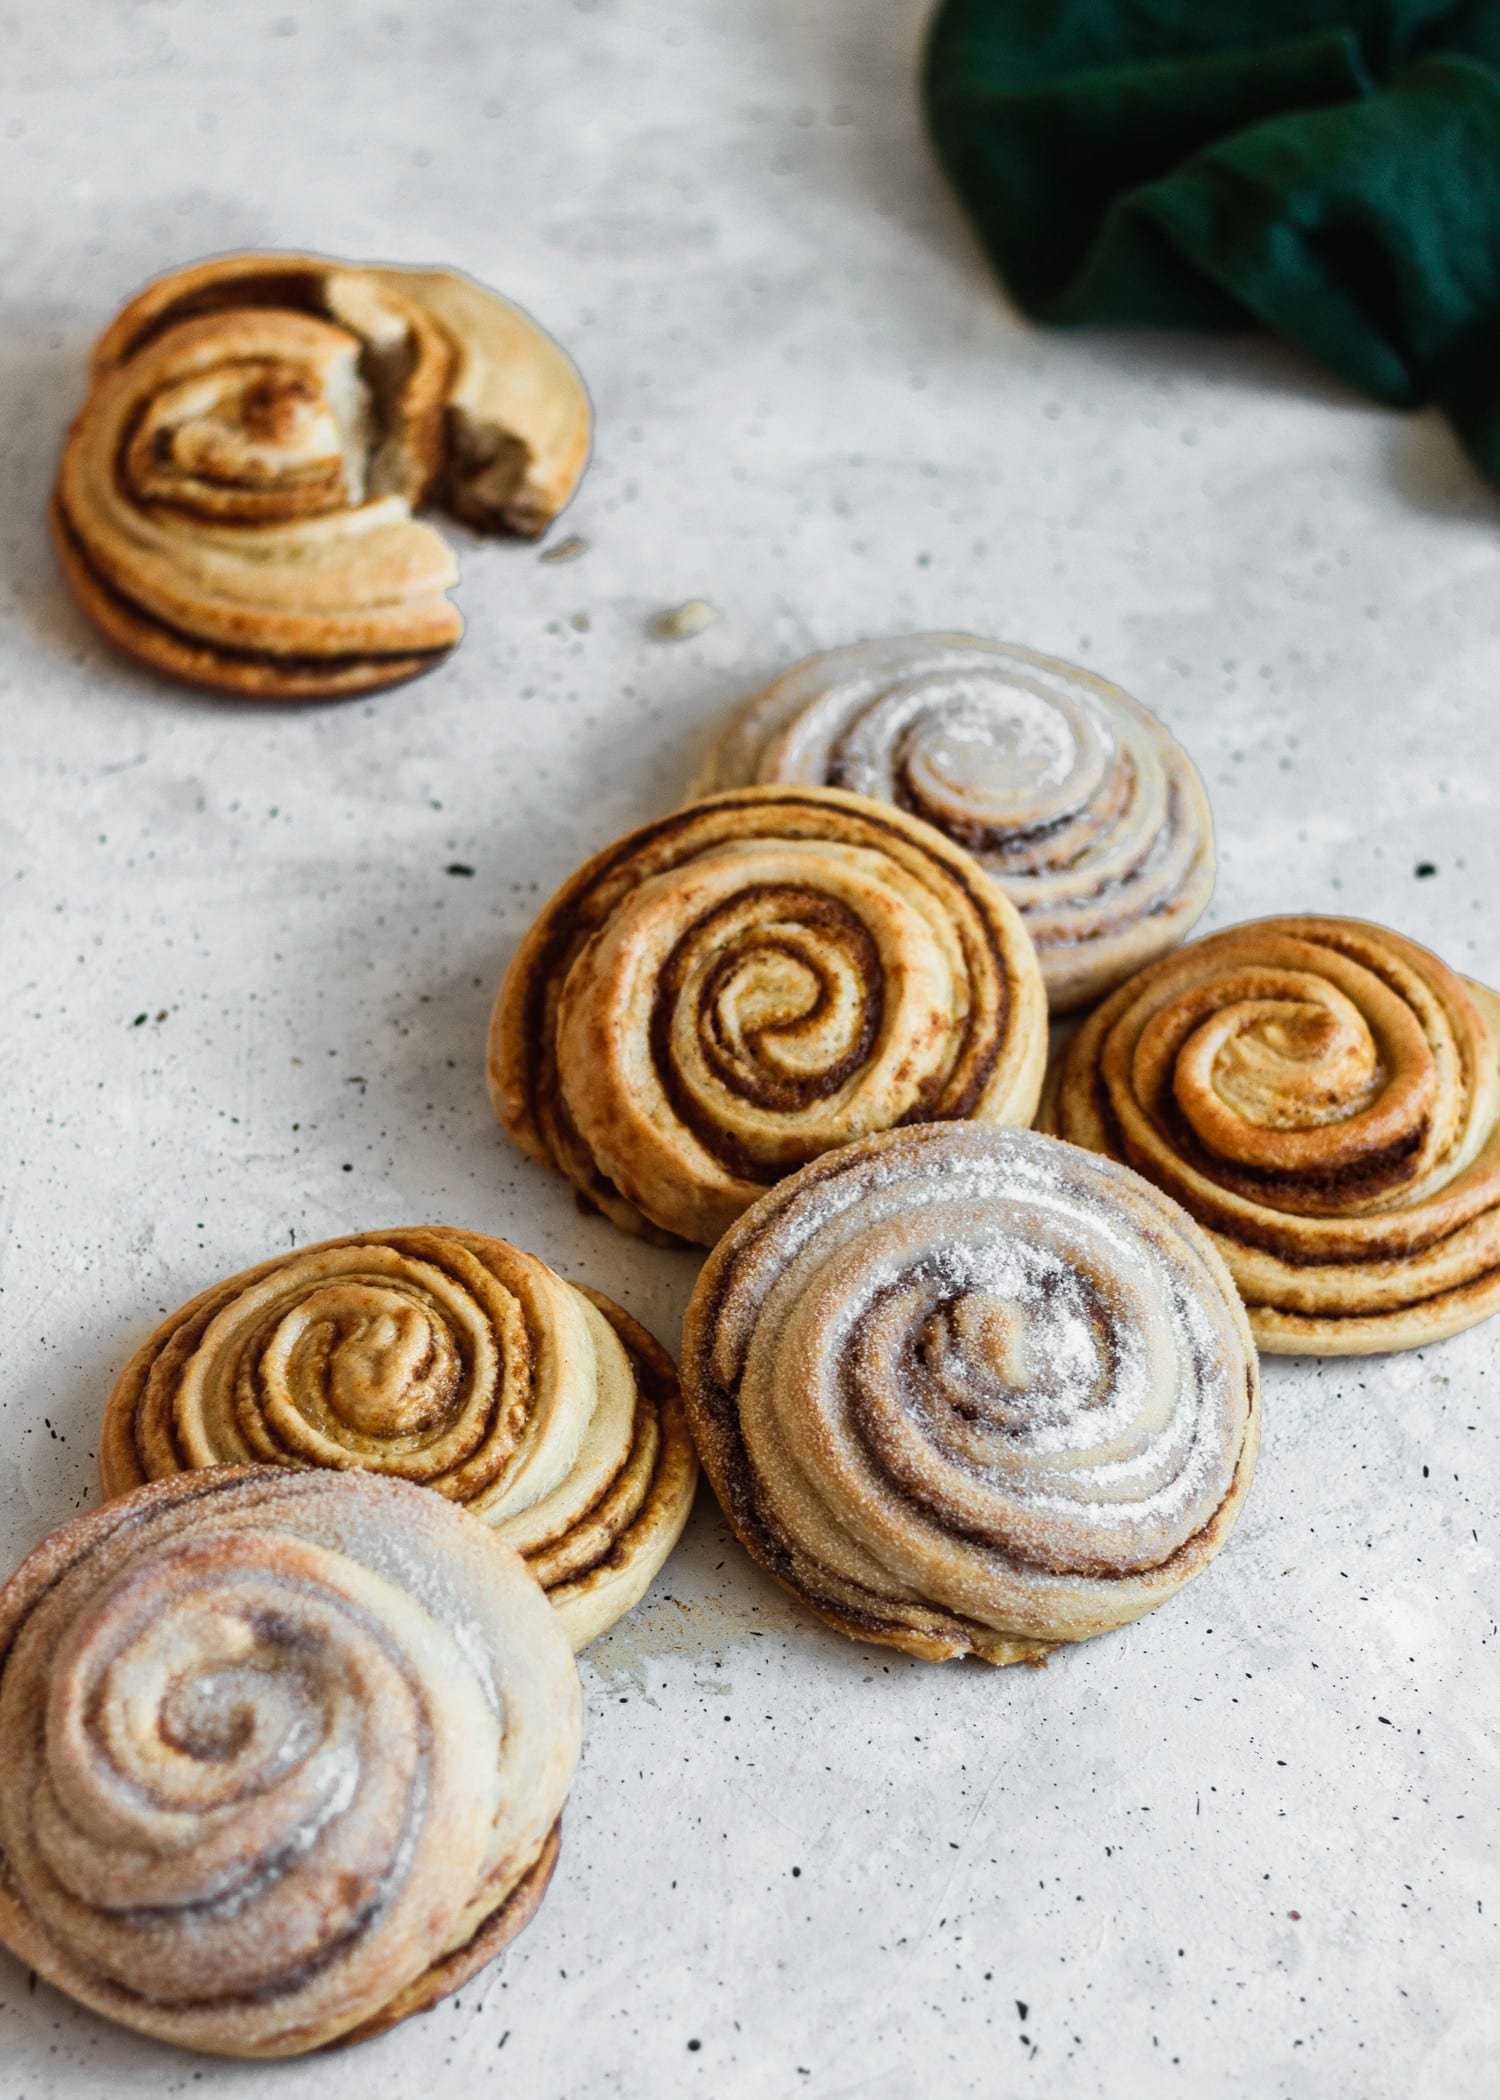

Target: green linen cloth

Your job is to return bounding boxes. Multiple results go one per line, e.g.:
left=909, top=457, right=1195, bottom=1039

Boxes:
left=924, top=1, right=1500, bottom=482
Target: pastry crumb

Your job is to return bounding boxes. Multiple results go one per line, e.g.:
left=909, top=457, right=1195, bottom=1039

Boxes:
left=649, top=598, right=722, bottom=640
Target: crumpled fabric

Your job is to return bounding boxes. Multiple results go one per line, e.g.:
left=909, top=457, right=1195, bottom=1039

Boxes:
left=925, top=0, right=1500, bottom=482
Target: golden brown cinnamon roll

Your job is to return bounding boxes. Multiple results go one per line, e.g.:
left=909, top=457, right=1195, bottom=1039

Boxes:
left=52, top=251, right=591, bottom=699
left=99, top=1228, right=697, bottom=1650
left=1042, top=916, right=1500, bottom=1354
left=681, top=1124, right=1258, bottom=1663
left=691, top=637, right=1215, bottom=1011
left=0, top=1466, right=580, bottom=2056
left=488, top=785, right=1049, bottom=1245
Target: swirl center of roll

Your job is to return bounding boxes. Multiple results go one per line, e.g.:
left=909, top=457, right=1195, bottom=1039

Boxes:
left=1129, top=949, right=1441, bottom=1199
left=647, top=881, right=886, bottom=1176
left=38, top=1534, right=401, bottom=1920
left=658, top=884, right=883, bottom=1116
left=150, top=365, right=332, bottom=473
left=123, top=327, right=371, bottom=526
left=899, top=691, right=1079, bottom=816
left=1202, top=998, right=1380, bottom=1124
left=827, top=667, right=1112, bottom=844
left=857, top=1237, right=1125, bottom=1469
left=266, top=1281, right=463, bottom=1438
left=925, top=1288, right=1033, bottom=1395
left=156, top=1661, right=272, bottom=1765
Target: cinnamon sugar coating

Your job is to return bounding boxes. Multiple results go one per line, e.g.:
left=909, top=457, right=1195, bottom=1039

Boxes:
left=681, top=1123, right=1258, bottom=1663
left=0, top=1467, right=579, bottom=2054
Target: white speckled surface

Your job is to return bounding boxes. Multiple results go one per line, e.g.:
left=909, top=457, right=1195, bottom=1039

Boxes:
left=1, top=3, right=1497, bottom=2094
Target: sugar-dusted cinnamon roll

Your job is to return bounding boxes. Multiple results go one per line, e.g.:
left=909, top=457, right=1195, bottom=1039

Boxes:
left=1043, top=915, right=1500, bottom=1354
left=52, top=251, right=591, bottom=698
left=690, top=637, right=1215, bottom=1011
left=489, top=785, right=1049, bottom=1245
left=0, top=1466, right=580, bottom=2056
left=680, top=1123, right=1258, bottom=1663
left=99, top=1228, right=697, bottom=1650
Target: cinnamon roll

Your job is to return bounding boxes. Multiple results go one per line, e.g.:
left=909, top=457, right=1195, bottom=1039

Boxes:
left=681, top=1123, right=1258, bottom=1663
left=691, top=636, right=1215, bottom=1011
left=0, top=1466, right=580, bottom=2056
left=489, top=785, right=1049, bottom=1245
left=100, top=1228, right=697, bottom=1650
left=52, top=251, right=591, bottom=698
left=1043, top=915, right=1500, bottom=1354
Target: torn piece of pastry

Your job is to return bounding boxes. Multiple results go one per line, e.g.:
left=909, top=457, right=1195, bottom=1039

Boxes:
left=53, top=252, right=591, bottom=698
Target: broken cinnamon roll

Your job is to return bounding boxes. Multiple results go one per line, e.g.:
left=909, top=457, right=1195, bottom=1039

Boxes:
left=53, top=252, right=591, bottom=698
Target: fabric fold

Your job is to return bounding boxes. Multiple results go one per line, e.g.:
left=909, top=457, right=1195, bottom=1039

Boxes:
left=926, top=0, right=1500, bottom=482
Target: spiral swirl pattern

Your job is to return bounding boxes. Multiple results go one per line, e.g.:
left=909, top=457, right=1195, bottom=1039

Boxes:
left=691, top=636, right=1216, bottom=1010
left=100, top=1229, right=697, bottom=1650
left=489, top=785, right=1048, bottom=1245
left=680, top=1124, right=1257, bottom=1663
left=52, top=252, right=591, bottom=699
left=0, top=1467, right=580, bottom=2056
left=1043, top=915, right=1500, bottom=1353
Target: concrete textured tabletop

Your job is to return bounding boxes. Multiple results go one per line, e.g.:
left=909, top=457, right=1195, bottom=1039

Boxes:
left=1, top=4, right=1497, bottom=2095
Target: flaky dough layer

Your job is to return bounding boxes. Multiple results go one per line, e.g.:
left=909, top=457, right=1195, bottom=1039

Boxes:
left=489, top=784, right=1049, bottom=1246
left=1042, top=915, right=1500, bottom=1353
left=100, top=1227, right=696, bottom=1650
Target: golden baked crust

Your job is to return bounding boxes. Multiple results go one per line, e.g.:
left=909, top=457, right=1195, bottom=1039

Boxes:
left=48, top=492, right=449, bottom=700
left=54, top=252, right=591, bottom=699
left=0, top=1467, right=579, bottom=2056
left=99, top=1227, right=696, bottom=1650
left=488, top=784, right=1049, bottom=1246
left=680, top=1124, right=1258, bottom=1663
left=691, top=636, right=1215, bottom=1011
left=549, top=1288, right=701, bottom=1648
left=1041, top=915, right=1500, bottom=1354
left=331, top=1821, right=560, bottom=2046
